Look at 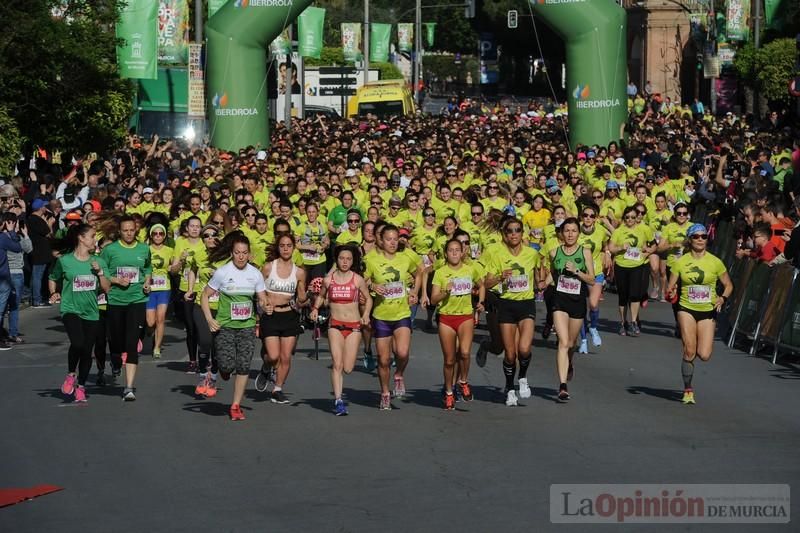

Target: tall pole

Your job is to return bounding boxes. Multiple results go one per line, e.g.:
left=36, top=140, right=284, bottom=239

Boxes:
left=285, top=24, right=293, bottom=132
left=414, top=0, right=421, bottom=104
left=709, top=0, right=717, bottom=114
left=364, top=0, right=370, bottom=88
left=753, top=0, right=762, bottom=116
left=195, top=0, right=204, bottom=141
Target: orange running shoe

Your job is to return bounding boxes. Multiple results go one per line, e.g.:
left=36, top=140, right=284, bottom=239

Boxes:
left=458, top=381, right=473, bottom=402
left=230, top=404, right=245, bottom=421
left=443, top=393, right=455, bottom=410
left=195, top=374, right=209, bottom=397
left=204, top=378, right=218, bottom=398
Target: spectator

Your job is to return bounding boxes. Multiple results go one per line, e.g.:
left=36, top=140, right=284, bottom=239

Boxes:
left=2, top=210, right=31, bottom=344
left=28, top=198, right=54, bottom=308
left=0, top=215, right=23, bottom=349
left=741, top=223, right=781, bottom=263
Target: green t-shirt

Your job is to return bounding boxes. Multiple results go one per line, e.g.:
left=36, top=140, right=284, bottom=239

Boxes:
left=49, top=253, right=108, bottom=321
left=207, top=262, right=266, bottom=329
left=100, top=240, right=152, bottom=306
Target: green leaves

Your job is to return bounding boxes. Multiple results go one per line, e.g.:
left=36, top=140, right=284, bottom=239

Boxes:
left=733, top=38, right=797, bottom=104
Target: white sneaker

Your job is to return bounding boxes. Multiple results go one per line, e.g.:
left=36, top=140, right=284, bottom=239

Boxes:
left=505, top=389, right=518, bottom=406
left=518, top=377, right=531, bottom=399
left=578, top=338, right=589, bottom=354
left=589, top=327, right=602, bottom=347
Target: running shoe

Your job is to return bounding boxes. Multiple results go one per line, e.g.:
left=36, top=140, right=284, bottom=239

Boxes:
left=393, top=375, right=406, bottom=398
left=542, top=323, right=553, bottom=340
left=567, top=365, right=574, bottom=382
left=589, top=327, right=602, bottom=347
left=629, top=322, right=640, bottom=337
left=363, top=352, right=376, bottom=372
left=505, top=389, right=518, bottom=407
left=518, top=377, right=531, bottom=399
left=270, top=390, right=290, bottom=404
left=204, top=379, right=218, bottom=398
left=61, top=374, right=76, bottom=395
left=74, top=385, right=87, bottom=403
left=681, top=389, right=695, bottom=405
left=578, top=338, right=588, bottom=354
left=195, top=374, right=209, bottom=397
left=186, top=361, right=198, bottom=375
left=229, top=404, right=245, bottom=421
left=379, top=393, right=392, bottom=410
left=452, top=385, right=460, bottom=402
left=618, top=322, right=627, bottom=336
left=122, top=388, right=136, bottom=401
left=443, top=393, right=455, bottom=410
left=254, top=364, right=271, bottom=392
left=476, top=341, right=488, bottom=368
left=334, top=398, right=348, bottom=416
left=6, top=335, right=24, bottom=344
left=458, top=381, right=474, bottom=402
left=558, top=384, right=570, bottom=402
left=649, top=288, right=659, bottom=300
left=95, top=372, right=106, bottom=387
left=153, top=348, right=161, bottom=359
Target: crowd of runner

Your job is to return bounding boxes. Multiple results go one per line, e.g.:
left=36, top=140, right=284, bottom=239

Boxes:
left=3, top=96, right=799, bottom=419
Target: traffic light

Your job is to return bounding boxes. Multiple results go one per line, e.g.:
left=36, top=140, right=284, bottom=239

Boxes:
left=508, top=10, right=518, bottom=29
left=465, top=0, right=476, bottom=19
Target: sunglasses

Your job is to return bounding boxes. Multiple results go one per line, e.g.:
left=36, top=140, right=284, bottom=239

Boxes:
left=331, top=188, right=341, bottom=192
left=592, top=195, right=603, bottom=199
left=151, top=231, right=165, bottom=236
left=624, top=215, right=637, bottom=221
left=457, top=240, right=470, bottom=246
left=424, top=212, right=435, bottom=217
left=690, top=234, right=708, bottom=240
left=203, top=233, right=218, bottom=238
left=347, top=219, right=361, bottom=223
left=582, top=213, right=596, bottom=219
left=471, top=212, right=483, bottom=216
left=676, top=211, right=689, bottom=216
left=636, top=210, right=646, bottom=215
left=488, top=185, right=499, bottom=190
left=504, top=227, right=523, bottom=234
left=245, top=213, right=256, bottom=217
left=408, top=198, right=418, bottom=202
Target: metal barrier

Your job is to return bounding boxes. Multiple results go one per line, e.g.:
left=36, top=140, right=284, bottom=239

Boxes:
left=727, top=261, right=772, bottom=349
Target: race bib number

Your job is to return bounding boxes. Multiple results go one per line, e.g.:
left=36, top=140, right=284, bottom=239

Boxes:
left=384, top=281, right=406, bottom=300
left=183, top=266, right=191, bottom=280
left=556, top=275, right=581, bottom=295
left=151, top=275, right=168, bottom=290
left=422, top=255, right=433, bottom=268
left=97, top=292, right=107, bottom=305
left=449, top=277, right=473, bottom=297
left=208, top=291, right=219, bottom=303
left=73, top=274, right=96, bottom=292
left=302, top=251, right=321, bottom=262
left=687, top=285, right=712, bottom=304
left=624, top=248, right=641, bottom=261
left=116, top=267, right=140, bottom=283
left=230, top=301, right=252, bottom=320
left=506, top=274, right=529, bottom=293
left=470, top=244, right=480, bottom=259
left=532, top=229, right=543, bottom=239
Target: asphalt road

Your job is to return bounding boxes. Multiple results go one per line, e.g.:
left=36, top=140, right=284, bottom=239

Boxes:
left=1, top=299, right=798, bottom=532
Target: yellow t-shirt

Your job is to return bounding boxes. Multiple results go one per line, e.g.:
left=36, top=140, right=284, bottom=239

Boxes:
left=432, top=262, right=483, bottom=316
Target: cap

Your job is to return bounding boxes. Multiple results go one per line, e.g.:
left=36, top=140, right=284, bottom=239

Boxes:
left=577, top=152, right=587, bottom=161
left=87, top=200, right=101, bottom=212
left=65, top=211, right=82, bottom=221
left=395, top=158, right=404, bottom=168
left=256, top=150, right=267, bottom=161
left=149, top=223, right=166, bottom=235
left=32, top=198, right=47, bottom=210
left=686, top=223, right=706, bottom=238
left=360, top=157, right=372, bottom=165
left=605, top=180, right=620, bottom=190
left=142, top=187, right=154, bottom=194
left=545, top=177, right=558, bottom=188
left=587, top=150, right=596, bottom=158
left=613, top=157, right=626, bottom=167
left=548, top=186, right=562, bottom=195
left=398, top=228, right=410, bottom=237
left=202, top=224, right=220, bottom=234
left=345, top=169, right=357, bottom=177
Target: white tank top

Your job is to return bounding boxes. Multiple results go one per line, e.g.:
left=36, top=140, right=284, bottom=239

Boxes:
left=265, top=260, right=298, bottom=295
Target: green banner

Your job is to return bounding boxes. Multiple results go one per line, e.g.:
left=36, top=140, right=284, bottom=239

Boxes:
left=370, top=23, right=391, bottom=62
left=117, top=0, right=159, bottom=79
left=397, top=23, right=413, bottom=53
left=270, top=28, right=291, bottom=56
left=209, top=0, right=226, bottom=18
left=424, top=22, right=436, bottom=49
left=726, top=0, right=750, bottom=42
left=531, top=0, right=627, bottom=149
left=715, top=11, right=727, bottom=43
left=298, top=7, right=325, bottom=59
left=765, top=0, right=788, bottom=31
left=341, top=23, right=362, bottom=62
left=158, top=0, right=189, bottom=65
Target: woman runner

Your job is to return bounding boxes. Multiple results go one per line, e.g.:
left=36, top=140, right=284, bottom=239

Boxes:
left=310, top=245, right=373, bottom=415
left=665, top=224, right=733, bottom=405
left=576, top=204, right=610, bottom=353
left=49, top=224, right=111, bottom=403
left=146, top=224, right=174, bottom=358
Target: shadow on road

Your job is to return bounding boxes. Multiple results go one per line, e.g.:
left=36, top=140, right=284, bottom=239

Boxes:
left=626, top=386, right=682, bottom=402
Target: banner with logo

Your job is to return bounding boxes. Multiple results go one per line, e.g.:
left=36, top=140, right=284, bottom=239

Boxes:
left=726, top=0, right=750, bottom=42
left=270, top=28, right=291, bottom=56
left=424, top=23, right=436, bottom=49
left=298, top=7, right=325, bottom=59
left=370, top=23, right=391, bottom=62
left=208, top=0, right=226, bottom=18
left=188, top=43, right=205, bottom=117
left=341, top=23, right=362, bottom=62
left=158, top=0, right=189, bottom=65
left=715, top=11, right=727, bottom=42
left=765, top=0, right=788, bottom=31
left=689, top=13, right=707, bottom=43
left=397, top=23, right=413, bottom=53
left=117, top=0, right=159, bottom=79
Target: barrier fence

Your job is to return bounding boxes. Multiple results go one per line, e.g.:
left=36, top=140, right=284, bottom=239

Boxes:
left=711, top=221, right=800, bottom=364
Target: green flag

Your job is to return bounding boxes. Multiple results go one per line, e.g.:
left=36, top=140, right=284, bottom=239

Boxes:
left=764, top=0, right=788, bottom=31
left=424, top=22, right=436, bottom=48
left=158, top=0, right=189, bottom=65
left=298, top=7, right=325, bottom=59
left=208, top=0, right=226, bottom=18
left=397, top=23, right=413, bottom=53
left=341, top=23, right=363, bottom=62
left=117, top=0, right=159, bottom=79
left=370, top=23, right=391, bottom=62
left=726, top=0, right=750, bottom=41
left=270, top=28, right=291, bottom=56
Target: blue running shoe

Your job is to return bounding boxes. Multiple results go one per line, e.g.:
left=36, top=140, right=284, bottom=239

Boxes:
left=334, top=399, right=348, bottom=416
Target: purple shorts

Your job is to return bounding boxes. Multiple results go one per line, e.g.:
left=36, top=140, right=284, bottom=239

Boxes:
left=371, top=317, right=413, bottom=338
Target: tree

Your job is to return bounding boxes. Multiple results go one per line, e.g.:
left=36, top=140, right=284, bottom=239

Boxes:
left=734, top=38, right=797, bottom=106
left=0, top=0, right=134, bottom=156
left=0, top=106, right=22, bottom=178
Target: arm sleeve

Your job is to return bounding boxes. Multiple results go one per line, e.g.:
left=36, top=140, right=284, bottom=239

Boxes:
left=20, top=236, right=33, bottom=254
left=0, top=233, right=22, bottom=253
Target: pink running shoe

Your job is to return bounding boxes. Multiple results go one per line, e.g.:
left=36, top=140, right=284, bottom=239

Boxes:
left=61, top=374, right=76, bottom=395
left=74, top=385, right=87, bottom=403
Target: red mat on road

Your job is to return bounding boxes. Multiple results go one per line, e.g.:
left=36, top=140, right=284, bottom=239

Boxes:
left=0, top=485, right=63, bottom=508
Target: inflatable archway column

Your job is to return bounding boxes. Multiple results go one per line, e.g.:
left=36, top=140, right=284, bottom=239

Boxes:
left=530, top=0, right=627, bottom=148
left=206, top=0, right=313, bottom=151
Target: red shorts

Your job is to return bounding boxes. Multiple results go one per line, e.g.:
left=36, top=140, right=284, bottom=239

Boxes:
left=438, top=314, right=474, bottom=332
left=329, top=319, right=362, bottom=339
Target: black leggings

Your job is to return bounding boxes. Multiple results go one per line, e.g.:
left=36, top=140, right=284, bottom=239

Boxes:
left=181, top=294, right=198, bottom=362
left=192, top=305, right=218, bottom=374
left=615, top=264, right=648, bottom=306
left=94, top=309, right=108, bottom=371
left=63, top=314, right=98, bottom=386
left=108, top=303, right=146, bottom=365
left=483, top=292, right=504, bottom=355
